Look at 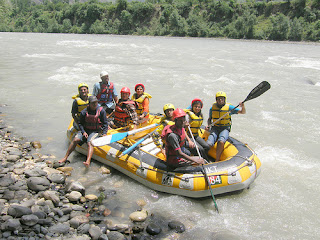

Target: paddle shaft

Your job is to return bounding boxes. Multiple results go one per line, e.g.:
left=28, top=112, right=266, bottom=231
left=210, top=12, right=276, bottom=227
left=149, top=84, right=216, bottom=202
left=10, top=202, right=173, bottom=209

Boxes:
left=187, top=126, right=208, bottom=164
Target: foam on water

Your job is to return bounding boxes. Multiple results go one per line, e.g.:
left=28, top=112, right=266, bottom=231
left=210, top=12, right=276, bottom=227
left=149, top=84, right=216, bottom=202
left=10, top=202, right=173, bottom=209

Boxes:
left=22, top=53, right=72, bottom=59
left=266, top=56, right=320, bottom=70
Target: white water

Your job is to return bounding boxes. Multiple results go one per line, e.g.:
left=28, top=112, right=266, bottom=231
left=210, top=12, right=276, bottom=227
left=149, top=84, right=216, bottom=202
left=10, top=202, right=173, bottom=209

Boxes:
left=1, top=32, right=319, bottom=239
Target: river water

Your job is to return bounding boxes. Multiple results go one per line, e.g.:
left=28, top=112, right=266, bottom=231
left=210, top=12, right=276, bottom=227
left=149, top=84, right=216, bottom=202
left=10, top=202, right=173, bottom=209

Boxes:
left=0, top=32, right=319, bottom=239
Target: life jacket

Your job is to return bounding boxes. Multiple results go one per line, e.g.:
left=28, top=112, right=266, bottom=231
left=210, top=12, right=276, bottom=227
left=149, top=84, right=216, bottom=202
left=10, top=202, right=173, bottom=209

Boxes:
left=114, top=100, right=136, bottom=124
left=156, top=116, right=175, bottom=135
left=84, top=107, right=103, bottom=131
left=97, top=82, right=114, bottom=104
left=211, top=103, right=232, bottom=127
left=161, top=125, right=186, bottom=165
left=184, top=109, right=203, bottom=137
left=131, top=92, right=152, bottom=116
left=72, top=94, right=92, bottom=114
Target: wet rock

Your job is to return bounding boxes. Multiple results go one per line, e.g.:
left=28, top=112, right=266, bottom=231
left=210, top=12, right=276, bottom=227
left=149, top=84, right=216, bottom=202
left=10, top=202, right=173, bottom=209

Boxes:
left=24, top=168, right=47, bottom=178
left=67, top=191, right=82, bottom=202
left=66, top=181, right=85, bottom=195
left=42, top=191, right=60, bottom=206
left=48, top=222, right=70, bottom=234
left=132, top=224, right=144, bottom=234
left=77, top=223, right=90, bottom=234
left=7, top=205, right=32, bottom=217
left=136, top=199, right=147, bottom=207
left=69, top=215, right=89, bottom=228
left=20, top=214, right=39, bottom=226
left=85, top=194, right=98, bottom=201
left=89, top=225, right=103, bottom=240
left=103, top=208, right=111, bottom=216
left=47, top=173, right=66, bottom=184
left=168, top=220, right=186, bottom=233
left=107, top=231, right=126, bottom=240
left=146, top=223, right=162, bottom=235
left=129, top=211, right=148, bottom=222
left=27, top=177, right=50, bottom=192
left=57, top=166, right=73, bottom=173
left=99, top=166, right=111, bottom=174
left=31, top=141, right=42, bottom=149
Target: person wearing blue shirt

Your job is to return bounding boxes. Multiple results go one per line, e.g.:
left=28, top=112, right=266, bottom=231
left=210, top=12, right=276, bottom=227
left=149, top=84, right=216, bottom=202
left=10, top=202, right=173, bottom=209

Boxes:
left=206, top=91, right=246, bottom=162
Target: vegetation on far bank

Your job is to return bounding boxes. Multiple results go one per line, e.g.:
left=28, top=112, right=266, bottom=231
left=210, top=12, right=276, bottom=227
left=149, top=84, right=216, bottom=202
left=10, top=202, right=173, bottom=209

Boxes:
left=0, top=0, right=319, bottom=41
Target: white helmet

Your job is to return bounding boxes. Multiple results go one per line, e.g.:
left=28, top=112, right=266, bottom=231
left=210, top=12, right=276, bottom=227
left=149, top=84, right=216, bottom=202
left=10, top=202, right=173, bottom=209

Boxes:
left=100, top=71, right=109, bottom=78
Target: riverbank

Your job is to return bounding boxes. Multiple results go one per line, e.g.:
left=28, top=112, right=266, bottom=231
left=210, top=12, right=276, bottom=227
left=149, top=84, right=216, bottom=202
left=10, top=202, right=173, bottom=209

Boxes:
left=0, top=107, right=187, bottom=240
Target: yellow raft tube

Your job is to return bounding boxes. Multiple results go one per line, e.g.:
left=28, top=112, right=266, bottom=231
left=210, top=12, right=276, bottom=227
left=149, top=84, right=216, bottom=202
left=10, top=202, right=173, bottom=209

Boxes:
left=66, top=115, right=261, bottom=198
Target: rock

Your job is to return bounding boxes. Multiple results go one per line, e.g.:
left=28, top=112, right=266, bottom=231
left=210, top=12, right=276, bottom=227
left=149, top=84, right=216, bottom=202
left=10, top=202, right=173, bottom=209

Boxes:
left=168, top=220, right=186, bottom=233
left=99, top=166, right=111, bottom=174
left=14, top=190, right=31, bottom=200
left=0, top=175, right=16, bottom=187
left=48, top=223, right=70, bottom=234
left=136, top=199, right=147, bottom=207
left=6, top=147, right=22, bottom=156
left=3, top=218, right=21, bottom=231
left=6, top=155, right=20, bottom=162
left=69, top=215, right=89, bottom=228
left=66, top=181, right=85, bottom=195
left=99, top=234, right=109, bottom=240
left=8, top=179, right=28, bottom=191
left=7, top=205, right=32, bottom=217
left=85, top=194, right=98, bottom=201
left=77, top=223, right=90, bottom=234
left=13, top=168, right=25, bottom=175
left=129, top=211, right=148, bottom=222
left=27, top=177, right=50, bottom=192
left=31, top=141, right=42, bottom=149
left=103, top=208, right=111, bottom=216
left=89, top=225, right=103, bottom=240
left=32, top=211, right=47, bottom=219
left=57, top=166, right=73, bottom=172
left=43, top=191, right=60, bottom=206
left=107, top=231, right=126, bottom=240
left=20, top=214, right=39, bottom=226
left=43, top=167, right=62, bottom=175
left=47, top=173, right=66, bottom=184
left=2, top=190, right=15, bottom=200
left=24, top=168, right=47, bottom=178
left=146, top=223, right=162, bottom=235
left=67, top=191, right=82, bottom=202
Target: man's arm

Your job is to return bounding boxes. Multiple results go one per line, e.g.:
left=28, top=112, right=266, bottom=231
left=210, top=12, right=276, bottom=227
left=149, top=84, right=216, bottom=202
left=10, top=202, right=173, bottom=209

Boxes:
left=92, top=83, right=99, bottom=96
left=99, top=109, right=109, bottom=135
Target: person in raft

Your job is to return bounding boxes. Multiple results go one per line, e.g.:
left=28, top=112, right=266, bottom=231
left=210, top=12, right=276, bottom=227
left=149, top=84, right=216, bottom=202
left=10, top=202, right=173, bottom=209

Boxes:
left=71, top=83, right=90, bottom=130
left=206, top=91, right=246, bottom=162
left=184, top=98, right=210, bottom=159
left=131, top=83, right=152, bottom=123
left=161, top=108, right=205, bottom=168
left=152, top=103, right=176, bottom=156
left=109, top=87, right=139, bottom=130
left=92, top=71, right=118, bottom=114
left=59, top=96, right=108, bottom=167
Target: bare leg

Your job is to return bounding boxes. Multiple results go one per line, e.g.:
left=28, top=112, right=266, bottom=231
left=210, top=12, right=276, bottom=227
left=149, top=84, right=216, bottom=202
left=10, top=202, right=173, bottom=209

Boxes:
left=59, top=138, right=81, bottom=163
left=215, top=141, right=225, bottom=162
left=83, top=142, right=94, bottom=167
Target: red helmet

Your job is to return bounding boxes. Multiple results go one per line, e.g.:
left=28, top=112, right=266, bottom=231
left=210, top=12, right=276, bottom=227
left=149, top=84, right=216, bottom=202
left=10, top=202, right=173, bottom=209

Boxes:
left=120, top=87, right=130, bottom=94
left=135, top=83, right=145, bottom=91
left=172, top=108, right=186, bottom=120
left=191, top=98, right=203, bottom=108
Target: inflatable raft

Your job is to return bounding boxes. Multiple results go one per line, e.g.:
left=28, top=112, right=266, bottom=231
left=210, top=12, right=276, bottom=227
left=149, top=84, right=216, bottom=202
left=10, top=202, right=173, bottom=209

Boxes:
left=66, top=116, right=261, bottom=198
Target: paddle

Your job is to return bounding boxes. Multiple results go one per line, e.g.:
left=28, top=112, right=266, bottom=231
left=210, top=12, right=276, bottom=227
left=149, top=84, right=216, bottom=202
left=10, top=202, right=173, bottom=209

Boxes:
left=187, top=126, right=219, bottom=213
left=119, top=128, right=159, bottom=157
left=92, top=123, right=159, bottom=147
left=209, top=81, right=271, bottom=128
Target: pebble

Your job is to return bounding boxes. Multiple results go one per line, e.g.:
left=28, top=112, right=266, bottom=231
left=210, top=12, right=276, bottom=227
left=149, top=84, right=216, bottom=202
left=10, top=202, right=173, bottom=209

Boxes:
left=129, top=210, right=148, bottom=222
left=85, top=194, right=98, bottom=201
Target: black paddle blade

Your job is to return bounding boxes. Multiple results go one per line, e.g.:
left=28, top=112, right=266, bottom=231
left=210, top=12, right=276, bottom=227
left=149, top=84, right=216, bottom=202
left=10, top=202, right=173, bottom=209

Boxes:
left=244, top=81, right=271, bottom=102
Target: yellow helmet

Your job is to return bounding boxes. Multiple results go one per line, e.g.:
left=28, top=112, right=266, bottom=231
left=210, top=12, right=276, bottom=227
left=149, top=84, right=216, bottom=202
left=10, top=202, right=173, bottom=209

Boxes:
left=216, top=91, right=226, bottom=99
left=78, top=83, right=89, bottom=91
left=163, top=103, right=175, bottom=112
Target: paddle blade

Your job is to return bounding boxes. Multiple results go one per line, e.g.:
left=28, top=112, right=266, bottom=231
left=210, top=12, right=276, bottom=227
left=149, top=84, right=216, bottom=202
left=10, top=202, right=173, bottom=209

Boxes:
left=92, top=132, right=128, bottom=147
left=244, top=81, right=271, bottom=103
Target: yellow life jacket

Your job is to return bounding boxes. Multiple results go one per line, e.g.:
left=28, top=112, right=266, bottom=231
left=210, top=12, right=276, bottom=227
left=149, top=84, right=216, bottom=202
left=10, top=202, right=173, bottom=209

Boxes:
left=211, top=103, right=232, bottom=127
left=156, top=116, right=175, bottom=135
left=131, top=92, right=152, bottom=115
left=72, top=94, right=92, bottom=114
left=184, top=109, right=203, bottom=137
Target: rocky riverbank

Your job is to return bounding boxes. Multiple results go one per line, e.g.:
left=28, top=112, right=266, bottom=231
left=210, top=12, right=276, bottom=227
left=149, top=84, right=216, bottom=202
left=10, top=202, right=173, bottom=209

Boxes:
left=0, top=115, right=186, bottom=240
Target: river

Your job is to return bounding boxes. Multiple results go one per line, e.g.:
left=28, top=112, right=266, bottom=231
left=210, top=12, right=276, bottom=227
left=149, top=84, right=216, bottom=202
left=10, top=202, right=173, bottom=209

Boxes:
left=0, top=32, right=319, bottom=239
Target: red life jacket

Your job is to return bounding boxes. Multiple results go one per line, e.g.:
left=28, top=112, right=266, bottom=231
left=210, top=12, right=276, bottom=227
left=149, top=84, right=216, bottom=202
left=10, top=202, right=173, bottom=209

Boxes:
left=97, top=82, right=114, bottom=104
left=161, top=125, right=186, bottom=165
left=84, top=107, right=103, bottom=131
left=114, top=100, right=136, bottom=123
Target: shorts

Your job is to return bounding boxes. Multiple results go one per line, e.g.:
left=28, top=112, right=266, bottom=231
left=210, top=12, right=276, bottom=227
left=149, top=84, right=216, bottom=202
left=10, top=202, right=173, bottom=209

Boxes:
left=75, top=131, right=99, bottom=145
left=207, top=126, right=230, bottom=147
